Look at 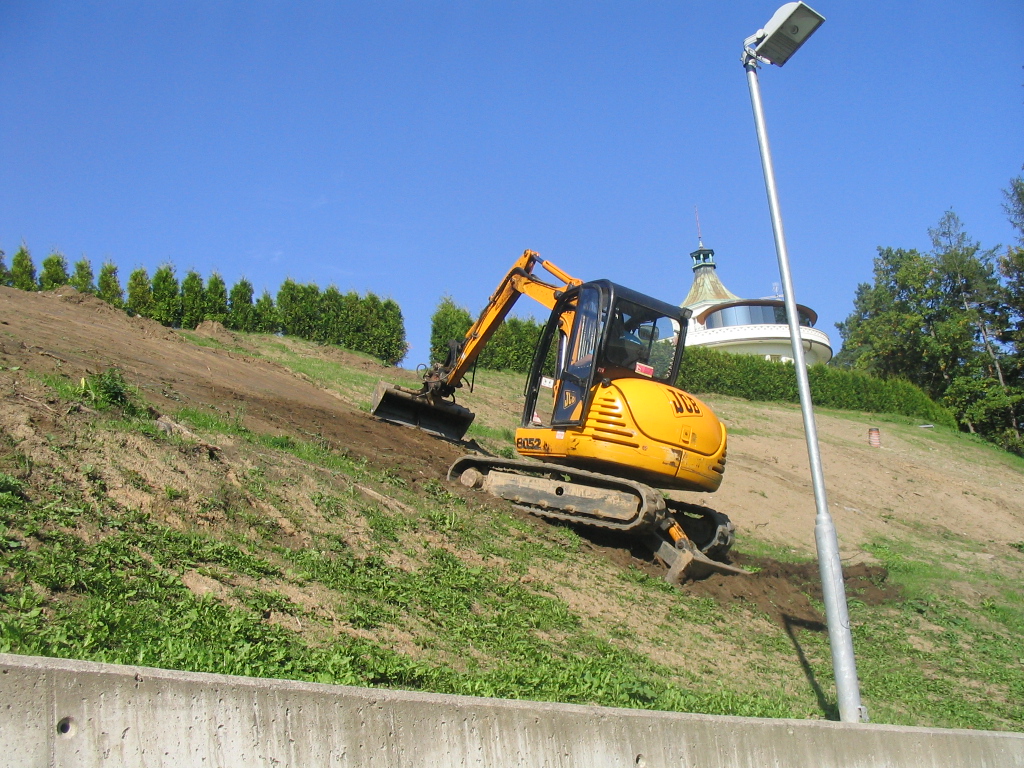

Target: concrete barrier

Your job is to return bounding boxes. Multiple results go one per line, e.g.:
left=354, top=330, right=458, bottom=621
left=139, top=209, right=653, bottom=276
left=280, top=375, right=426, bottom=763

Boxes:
left=2, top=653, right=1021, bottom=767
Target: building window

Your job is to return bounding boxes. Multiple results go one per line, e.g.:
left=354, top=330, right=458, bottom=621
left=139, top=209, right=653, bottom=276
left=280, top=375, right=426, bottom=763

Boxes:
left=704, top=304, right=812, bottom=329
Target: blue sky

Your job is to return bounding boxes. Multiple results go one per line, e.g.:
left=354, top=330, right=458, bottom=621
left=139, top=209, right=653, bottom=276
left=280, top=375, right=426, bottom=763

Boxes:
left=2, top=2, right=1021, bottom=366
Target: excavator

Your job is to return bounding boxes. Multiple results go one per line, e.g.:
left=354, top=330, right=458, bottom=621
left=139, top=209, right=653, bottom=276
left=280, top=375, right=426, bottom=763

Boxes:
left=371, top=250, right=744, bottom=582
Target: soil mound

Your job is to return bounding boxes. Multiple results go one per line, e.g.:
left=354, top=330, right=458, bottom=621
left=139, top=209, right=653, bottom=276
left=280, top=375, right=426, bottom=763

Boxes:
left=192, top=320, right=238, bottom=345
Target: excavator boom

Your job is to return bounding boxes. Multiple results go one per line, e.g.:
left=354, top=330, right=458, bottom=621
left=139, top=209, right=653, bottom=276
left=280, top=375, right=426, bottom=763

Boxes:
left=372, top=250, right=579, bottom=440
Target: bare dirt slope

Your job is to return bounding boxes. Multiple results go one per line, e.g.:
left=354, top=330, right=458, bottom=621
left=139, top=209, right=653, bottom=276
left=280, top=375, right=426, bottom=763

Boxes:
left=709, top=399, right=1024, bottom=566
left=0, top=286, right=463, bottom=486
left=1, top=285, right=1022, bottom=608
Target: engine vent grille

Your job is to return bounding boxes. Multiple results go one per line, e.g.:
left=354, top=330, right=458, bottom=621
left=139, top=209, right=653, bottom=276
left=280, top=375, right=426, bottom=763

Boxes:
left=588, top=394, right=638, bottom=446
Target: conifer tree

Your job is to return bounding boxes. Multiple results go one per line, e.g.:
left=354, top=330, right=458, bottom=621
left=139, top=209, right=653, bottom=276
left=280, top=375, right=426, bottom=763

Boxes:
left=150, top=264, right=182, bottom=327
left=253, top=291, right=279, bottom=333
left=478, top=316, right=541, bottom=372
left=227, top=278, right=255, bottom=332
left=276, top=279, right=320, bottom=339
left=360, top=293, right=387, bottom=358
left=376, top=297, right=407, bottom=365
left=317, top=286, right=345, bottom=345
left=10, top=245, right=37, bottom=291
left=39, top=251, right=70, bottom=290
left=337, top=291, right=364, bottom=348
left=429, top=296, right=473, bottom=364
left=0, top=249, right=10, bottom=287
left=204, top=273, right=229, bottom=323
left=70, top=257, right=96, bottom=293
left=180, top=270, right=206, bottom=329
left=96, top=262, right=124, bottom=307
left=126, top=268, right=154, bottom=317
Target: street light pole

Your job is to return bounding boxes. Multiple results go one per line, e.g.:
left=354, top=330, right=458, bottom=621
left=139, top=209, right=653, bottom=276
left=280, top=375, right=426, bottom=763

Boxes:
left=742, top=3, right=867, bottom=724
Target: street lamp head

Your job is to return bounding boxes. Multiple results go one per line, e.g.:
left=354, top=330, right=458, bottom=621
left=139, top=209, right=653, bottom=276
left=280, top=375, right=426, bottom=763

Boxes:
left=746, top=2, right=825, bottom=67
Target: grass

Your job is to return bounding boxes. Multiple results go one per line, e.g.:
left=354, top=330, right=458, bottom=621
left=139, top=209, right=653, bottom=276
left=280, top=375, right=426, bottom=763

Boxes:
left=812, top=404, right=1024, bottom=472
left=3, top=329, right=1023, bottom=730
left=0, top=478, right=792, bottom=716
left=32, top=369, right=150, bottom=418
left=176, top=330, right=252, bottom=357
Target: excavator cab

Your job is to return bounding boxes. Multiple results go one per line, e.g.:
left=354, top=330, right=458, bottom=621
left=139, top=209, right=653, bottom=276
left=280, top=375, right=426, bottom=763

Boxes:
left=514, top=278, right=726, bottom=495
left=522, top=281, right=689, bottom=430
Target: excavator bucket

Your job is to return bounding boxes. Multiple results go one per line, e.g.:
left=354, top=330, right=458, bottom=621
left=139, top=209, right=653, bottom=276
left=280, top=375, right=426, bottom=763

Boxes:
left=371, top=381, right=475, bottom=442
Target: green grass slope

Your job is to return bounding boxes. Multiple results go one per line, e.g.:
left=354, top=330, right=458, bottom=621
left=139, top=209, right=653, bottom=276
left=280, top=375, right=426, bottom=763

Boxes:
left=1, top=326, right=1022, bottom=730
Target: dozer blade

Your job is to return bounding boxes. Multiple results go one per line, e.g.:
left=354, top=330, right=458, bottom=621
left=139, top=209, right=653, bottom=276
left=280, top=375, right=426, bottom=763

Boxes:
left=371, top=381, right=475, bottom=441
left=646, top=533, right=748, bottom=584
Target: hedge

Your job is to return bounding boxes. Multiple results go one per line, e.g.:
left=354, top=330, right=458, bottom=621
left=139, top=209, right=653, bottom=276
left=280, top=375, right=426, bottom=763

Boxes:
left=0, top=244, right=408, bottom=366
left=676, top=346, right=956, bottom=427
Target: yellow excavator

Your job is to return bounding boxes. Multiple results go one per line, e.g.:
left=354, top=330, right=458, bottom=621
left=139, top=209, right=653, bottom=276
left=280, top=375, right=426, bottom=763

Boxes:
left=372, top=250, right=744, bottom=581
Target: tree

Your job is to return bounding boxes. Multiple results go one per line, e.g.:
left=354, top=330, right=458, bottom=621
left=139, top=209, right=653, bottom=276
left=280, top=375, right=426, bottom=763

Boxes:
left=1000, top=245, right=1024, bottom=357
left=96, top=262, right=124, bottom=307
left=1004, top=169, right=1024, bottom=237
left=1000, top=170, right=1024, bottom=360
left=0, top=249, right=10, bottom=287
left=39, top=251, right=70, bottom=290
left=478, top=316, right=543, bottom=372
left=929, top=211, right=1017, bottom=437
left=336, top=291, right=365, bottom=348
left=429, top=296, right=473, bottom=365
left=253, top=290, right=280, bottom=333
left=837, top=208, right=1023, bottom=453
left=276, top=279, right=320, bottom=339
left=70, top=257, right=96, bottom=293
left=150, top=264, right=182, bottom=327
left=204, top=273, right=229, bottom=323
left=358, top=292, right=407, bottom=365
left=316, top=286, right=346, bottom=345
left=126, top=268, right=154, bottom=317
left=10, top=245, right=37, bottom=291
left=943, top=374, right=1024, bottom=454
left=180, top=270, right=205, bottom=329
left=835, top=246, right=975, bottom=398
left=377, top=298, right=407, bottom=365
left=227, top=278, right=255, bottom=332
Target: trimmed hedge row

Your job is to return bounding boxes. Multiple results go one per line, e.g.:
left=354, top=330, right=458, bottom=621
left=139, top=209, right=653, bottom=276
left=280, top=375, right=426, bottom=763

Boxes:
left=677, top=346, right=956, bottom=427
left=1, top=245, right=408, bottom=366
left=277, top=280, right=407, bottom=366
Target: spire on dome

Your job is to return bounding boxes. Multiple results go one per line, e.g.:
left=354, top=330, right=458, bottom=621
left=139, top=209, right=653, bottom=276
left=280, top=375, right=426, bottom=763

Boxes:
left=682, top=237, right=739, bottom=307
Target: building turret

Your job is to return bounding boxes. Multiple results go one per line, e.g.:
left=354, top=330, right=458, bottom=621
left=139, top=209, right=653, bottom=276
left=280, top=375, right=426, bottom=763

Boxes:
left=682, top=244, right=740, bottom=308
left=680, top=241, right=833, bottom=365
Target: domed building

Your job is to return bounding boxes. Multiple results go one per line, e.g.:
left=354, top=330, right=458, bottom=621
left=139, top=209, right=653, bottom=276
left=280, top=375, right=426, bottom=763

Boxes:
left=681, top=243, right=832, bottom=365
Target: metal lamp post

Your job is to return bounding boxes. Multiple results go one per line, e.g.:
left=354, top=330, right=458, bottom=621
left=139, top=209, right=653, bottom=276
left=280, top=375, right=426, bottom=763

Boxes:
left=742, top=2, right=867, bottom=723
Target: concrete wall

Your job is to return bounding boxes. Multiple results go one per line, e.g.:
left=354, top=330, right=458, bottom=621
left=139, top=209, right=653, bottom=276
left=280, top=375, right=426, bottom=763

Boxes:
left=2, top=653, right=1022, bottom=768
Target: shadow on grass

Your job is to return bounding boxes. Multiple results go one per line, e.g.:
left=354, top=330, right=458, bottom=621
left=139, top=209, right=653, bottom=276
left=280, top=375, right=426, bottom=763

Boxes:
left=783, top=614, right=839, bottom=721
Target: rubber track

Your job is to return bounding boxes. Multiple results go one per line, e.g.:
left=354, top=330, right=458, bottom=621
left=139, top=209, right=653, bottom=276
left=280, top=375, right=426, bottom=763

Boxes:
left=448, top=455, right=668, bottom=533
